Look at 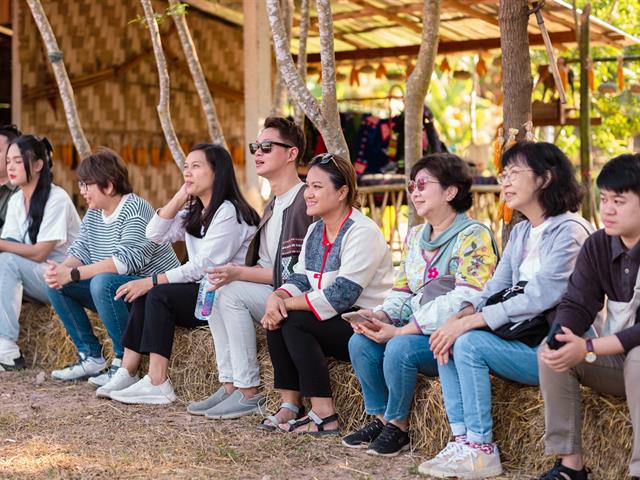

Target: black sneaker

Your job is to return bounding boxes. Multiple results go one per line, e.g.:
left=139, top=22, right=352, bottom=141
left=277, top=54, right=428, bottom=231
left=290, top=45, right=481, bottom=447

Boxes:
left=341, top=418, right=384, bottom=449
left=0, top=354, right=25, bottom=371
left=537, top=459, right=591, bottom=479
left=366, top=423, right=410, bottom=457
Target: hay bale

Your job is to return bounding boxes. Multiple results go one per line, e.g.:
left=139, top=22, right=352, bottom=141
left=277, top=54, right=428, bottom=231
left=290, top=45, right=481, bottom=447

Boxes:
left=18, top=305, right=633, bottom=477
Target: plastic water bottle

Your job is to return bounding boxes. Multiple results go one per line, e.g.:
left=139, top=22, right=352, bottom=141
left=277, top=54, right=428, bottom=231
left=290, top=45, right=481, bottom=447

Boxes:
left=194, top=276, right=215, bottom=321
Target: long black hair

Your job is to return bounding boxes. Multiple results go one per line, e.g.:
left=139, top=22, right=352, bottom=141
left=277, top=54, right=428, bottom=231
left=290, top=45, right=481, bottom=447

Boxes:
left=8, top=135, right=54, bottom=244
left=183, top=144, right=260, bottom=238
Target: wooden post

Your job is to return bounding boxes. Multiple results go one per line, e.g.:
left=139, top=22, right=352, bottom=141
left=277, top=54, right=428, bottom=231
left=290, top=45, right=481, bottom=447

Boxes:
left=244, top=0, right=271, bottom=208
left=11, top=0, right=21, bottom=127
left=579, top=4, right=592, bottom=221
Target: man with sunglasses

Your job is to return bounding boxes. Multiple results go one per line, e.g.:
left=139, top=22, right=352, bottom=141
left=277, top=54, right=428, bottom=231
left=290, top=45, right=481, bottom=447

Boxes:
left=187, top=116, right=314, bottom=420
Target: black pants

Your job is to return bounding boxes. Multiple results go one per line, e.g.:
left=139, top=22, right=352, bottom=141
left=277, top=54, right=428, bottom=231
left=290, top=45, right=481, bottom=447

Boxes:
left=121, top=283, right=206, bottom=360
left=266, top=310, right=354, bottom=398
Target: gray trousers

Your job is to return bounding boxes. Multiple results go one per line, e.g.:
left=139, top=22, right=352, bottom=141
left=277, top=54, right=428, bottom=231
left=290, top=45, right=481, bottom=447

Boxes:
left=539, top=346, right=640, bottom=476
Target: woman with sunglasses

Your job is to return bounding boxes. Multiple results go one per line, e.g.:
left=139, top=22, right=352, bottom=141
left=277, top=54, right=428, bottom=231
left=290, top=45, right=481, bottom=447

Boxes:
left=342, top=152, right=499, bottom=456
left=258, top=152, right=394, bottom=435
left=419, top=142, right=593, bottom=479
left=0, top=135, right=81, bottom=371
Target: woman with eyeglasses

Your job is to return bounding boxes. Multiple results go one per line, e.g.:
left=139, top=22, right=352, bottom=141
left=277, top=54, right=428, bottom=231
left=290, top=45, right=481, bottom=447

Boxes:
left=342, top=152, right=499, bottom=456
left=258, top=152, right=394, bottom=435
left=0, top=135, right=80, bottom=371
left=419, top=142, right=594, bottom=479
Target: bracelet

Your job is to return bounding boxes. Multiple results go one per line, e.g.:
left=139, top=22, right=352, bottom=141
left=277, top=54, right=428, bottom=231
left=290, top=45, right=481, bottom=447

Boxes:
left=152, top=274, right=158, bottom=286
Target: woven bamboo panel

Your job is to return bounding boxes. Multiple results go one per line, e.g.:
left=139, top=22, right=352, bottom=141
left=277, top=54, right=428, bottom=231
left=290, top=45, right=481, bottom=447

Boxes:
left=19, top=0, right=245, bottom=207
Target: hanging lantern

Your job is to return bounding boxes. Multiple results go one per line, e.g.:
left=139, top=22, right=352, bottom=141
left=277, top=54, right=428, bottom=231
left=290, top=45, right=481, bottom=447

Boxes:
left=617, top=56, right=625, bottom=91
left=439, top=57, right=450, bottom=73
left=359, top=63, right=375, bottom=75
left=476, top=57, right=488, bottom=77
left=557, top=58, right=569, bottom=93
left=453, top=70, right=471, bottom=80
left=587, top=59, right=595, bottom=92
left=599, top=81, right=617, bottom=95
left=349, top=65, right=360, bottom=87
left=375, top=61, right=387, bottom=79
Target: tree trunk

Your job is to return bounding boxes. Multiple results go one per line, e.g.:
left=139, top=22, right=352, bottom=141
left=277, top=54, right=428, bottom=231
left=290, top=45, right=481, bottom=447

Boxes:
left=499, top=0, right=533, bottom=245
left=169, top=0, right=227, bottom=149
left=266, top=0, right=349, bottom=159
left=294, top=0, right=310, bottom=127
left=404, top=0, right=441, bottom=226
left=25, top=0, right=91, bottom=158
left=270, top=0, right=293, bottom=117
left=140, top=0, right=186, bottom=170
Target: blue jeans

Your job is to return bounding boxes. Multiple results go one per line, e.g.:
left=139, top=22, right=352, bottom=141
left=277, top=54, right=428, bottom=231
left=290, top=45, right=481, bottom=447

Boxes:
left=438, top=330, right=539, bottom=444
left=47, top=273, right=139, bottom=358
left=349, top=333, right=438, bottom=421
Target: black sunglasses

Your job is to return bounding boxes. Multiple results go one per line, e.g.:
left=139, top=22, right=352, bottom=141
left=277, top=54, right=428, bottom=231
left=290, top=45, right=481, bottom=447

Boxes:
left=248, top=140, right=293, bottom=155
left=309, top=153, right=338, bottom=167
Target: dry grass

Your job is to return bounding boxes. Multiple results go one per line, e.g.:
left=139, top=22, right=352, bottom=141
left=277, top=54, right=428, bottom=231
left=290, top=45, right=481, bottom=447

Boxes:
left=12, top=303, right=634, bottom=479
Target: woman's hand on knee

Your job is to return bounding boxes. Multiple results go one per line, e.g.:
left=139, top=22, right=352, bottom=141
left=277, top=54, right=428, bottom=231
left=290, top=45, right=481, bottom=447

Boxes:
left=114, top=278, right=153, bottom=303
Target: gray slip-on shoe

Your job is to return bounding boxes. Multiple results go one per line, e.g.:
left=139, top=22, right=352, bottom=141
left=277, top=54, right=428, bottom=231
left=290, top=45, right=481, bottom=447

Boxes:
left=204, top=390, right=266, bottom=420
left=187, top=386, right=230, bottom=416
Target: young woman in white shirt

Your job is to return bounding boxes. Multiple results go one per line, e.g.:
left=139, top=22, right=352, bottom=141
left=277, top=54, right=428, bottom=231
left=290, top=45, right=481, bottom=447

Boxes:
left=0, top=135, right=80, bottom=370
left=101, top=144, right=260, bottom=405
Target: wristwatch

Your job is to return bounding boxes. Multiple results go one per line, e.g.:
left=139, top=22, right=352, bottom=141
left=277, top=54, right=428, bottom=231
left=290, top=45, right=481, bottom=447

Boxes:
left=152, top=274, right=158, bottom=287
left=70, top=267, right=81, bottom=283
left=585, top=339, right=597, bottom=363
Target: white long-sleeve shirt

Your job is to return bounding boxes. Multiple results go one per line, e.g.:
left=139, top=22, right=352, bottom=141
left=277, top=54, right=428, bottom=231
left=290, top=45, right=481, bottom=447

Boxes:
left=146, top=200, right=257, bottom=284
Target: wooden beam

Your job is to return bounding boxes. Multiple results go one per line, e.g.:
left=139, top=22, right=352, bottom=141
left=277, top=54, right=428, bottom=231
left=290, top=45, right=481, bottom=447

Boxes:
left=349, top=0, right=423, bottom=34
left=444, top=1, right=499, bottom=27
left=304, top=30, right=579, bottom=62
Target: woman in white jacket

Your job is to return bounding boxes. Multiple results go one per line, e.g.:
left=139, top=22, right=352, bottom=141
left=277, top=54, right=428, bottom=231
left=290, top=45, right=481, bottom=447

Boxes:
left=99, top=144, right=259, bottom=405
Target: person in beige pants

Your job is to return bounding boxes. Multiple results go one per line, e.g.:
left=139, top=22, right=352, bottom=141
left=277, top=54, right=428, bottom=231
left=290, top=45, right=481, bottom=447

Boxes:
left=536, top=153, right=640, bottom=480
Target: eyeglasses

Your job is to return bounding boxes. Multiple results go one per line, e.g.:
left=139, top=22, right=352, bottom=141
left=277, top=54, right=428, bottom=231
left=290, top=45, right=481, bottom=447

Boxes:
left=78, top=181, right=95, bottom=192
left=248, top=140, right=293, bottom=155
left=309, top=153, right=338, bottom=167
left=407, top=177, right=440, bottom=194
left=496, top=168, right=533, bottom=185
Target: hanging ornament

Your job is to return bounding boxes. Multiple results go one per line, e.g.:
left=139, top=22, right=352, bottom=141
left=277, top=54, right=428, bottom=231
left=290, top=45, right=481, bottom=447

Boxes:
left=617, top=55, right=625, bottom=91
left=506, top=128, right=518, bottom=148
left=375, top=61, right=387, bottom=79
left=476, top=56, right=488, bottom=77
left=336, top=71, right=347, bottom=82
left=349, top=65, right=360, bottom=87
left=524, top=121, right=536, bottom=142
left=492, top=127, right=504, bottom=172
left=587, top=58, right=595, bottom=92
left=557, top=58, right=569, bottom=93
left=453, top=70, right=472, bottom=80
left=359, top=63, right=375, bottom=75
left=439, top=57, right=450, bottom=73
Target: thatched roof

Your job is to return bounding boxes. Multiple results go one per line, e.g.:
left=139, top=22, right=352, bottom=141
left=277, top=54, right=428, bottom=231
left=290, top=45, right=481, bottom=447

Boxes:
left=186, top=0, right=640, bottom=63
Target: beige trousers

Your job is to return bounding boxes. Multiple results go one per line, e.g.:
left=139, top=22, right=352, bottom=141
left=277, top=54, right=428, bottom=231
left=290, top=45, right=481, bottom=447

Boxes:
left=538, top=346, right=640, bottom=476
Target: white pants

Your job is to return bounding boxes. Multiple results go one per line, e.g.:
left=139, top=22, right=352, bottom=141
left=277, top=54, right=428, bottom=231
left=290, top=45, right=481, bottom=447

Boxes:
left=0, top=252, right=50, bottom=343
left=208, top=280, right=272, bottom=388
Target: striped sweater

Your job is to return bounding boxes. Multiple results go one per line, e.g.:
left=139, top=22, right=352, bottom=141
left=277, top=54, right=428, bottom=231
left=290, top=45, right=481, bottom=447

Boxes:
left=279, top=208, right=394, bottom=320
left=68, top=194, right=180, bottom=276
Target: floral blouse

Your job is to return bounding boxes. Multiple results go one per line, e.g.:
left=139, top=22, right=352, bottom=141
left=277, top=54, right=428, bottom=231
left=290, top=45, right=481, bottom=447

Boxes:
left=376, top=223, right=498, bottom=334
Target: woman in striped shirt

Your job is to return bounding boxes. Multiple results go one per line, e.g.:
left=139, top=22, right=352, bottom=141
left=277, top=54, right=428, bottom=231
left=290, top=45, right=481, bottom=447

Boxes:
left=45, top=148, right=180, bottom=383
left=103, top=144, right=260, bottom=405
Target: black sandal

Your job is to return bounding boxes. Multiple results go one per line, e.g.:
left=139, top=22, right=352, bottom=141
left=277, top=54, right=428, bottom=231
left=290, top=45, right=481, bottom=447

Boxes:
left=257, top=402, right=304, bottom=432
left=283, top=410, right=339, bottom=437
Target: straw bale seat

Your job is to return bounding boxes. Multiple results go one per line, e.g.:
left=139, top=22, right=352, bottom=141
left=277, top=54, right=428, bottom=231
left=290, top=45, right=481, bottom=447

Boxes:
left=17, top=303, right=633, bottom=478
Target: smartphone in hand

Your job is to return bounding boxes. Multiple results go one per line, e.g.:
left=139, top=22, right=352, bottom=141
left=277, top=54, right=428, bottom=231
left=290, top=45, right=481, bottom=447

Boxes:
left=341, top=311, right=381, bottom=332
left=546, top=322, right=566, bottom=350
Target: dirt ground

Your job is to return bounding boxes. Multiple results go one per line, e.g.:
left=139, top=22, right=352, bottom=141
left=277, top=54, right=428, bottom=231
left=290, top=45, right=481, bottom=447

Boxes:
left=1, top=369, right=527, bottom=480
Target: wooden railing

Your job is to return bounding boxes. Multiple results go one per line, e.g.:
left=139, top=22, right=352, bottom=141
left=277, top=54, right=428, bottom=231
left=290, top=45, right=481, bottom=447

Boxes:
left=358, top=184, right=502, bottom=257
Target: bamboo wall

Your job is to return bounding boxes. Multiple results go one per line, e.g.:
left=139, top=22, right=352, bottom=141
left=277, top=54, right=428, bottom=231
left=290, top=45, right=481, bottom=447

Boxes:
left=18, top=0, right=245, bottom=209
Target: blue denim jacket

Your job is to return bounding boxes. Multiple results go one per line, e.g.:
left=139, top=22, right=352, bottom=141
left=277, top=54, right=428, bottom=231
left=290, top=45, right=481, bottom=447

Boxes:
left=468, top=212, right=594, bottom=330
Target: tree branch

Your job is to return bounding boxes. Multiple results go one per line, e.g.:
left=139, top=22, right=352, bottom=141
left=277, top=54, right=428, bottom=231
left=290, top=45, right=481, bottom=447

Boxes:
left=169, top=0, right=227, bottom=149
left=140, top=0, right=186, bottom=170
left=294, top=0, right=310, bottom=127
left=271, top=0, right=293, bottom=116
left=25, top=0, right=91, bottom=158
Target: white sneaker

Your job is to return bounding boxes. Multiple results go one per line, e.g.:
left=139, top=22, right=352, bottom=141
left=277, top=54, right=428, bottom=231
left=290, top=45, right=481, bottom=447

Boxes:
left=418, top=441, right=469, bottom=476
left=109, top=375, right=176, bottom=405
left=88, top=358, right=122, bottom=388
left=426, top=443, right=503, bottom=479
left=51, top=353, right=107, bottom=381
left=0, top=338, right=25, bottom=371
left=96, top=367, right=140, bottom=399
